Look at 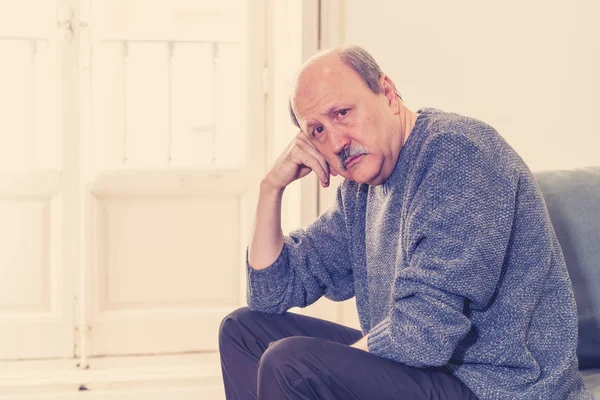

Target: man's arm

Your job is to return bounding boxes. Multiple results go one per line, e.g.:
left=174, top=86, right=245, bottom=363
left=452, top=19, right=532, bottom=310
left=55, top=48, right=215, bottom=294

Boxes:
left=246, top=131, right=355, bottom=314
left=367, top=133, right=516, bottom=366
left=248, top=131, right=332, bottom=270
left=247, top=181, right=285, bottom=271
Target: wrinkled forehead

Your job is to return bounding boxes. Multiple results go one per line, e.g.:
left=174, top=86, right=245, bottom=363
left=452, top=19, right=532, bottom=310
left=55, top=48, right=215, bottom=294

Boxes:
left=291, top=59, right=362, bottom=126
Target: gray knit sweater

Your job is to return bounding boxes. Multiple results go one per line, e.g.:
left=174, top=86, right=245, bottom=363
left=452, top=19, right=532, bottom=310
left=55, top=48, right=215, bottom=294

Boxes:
left=246, top=108, right=593, bottom=399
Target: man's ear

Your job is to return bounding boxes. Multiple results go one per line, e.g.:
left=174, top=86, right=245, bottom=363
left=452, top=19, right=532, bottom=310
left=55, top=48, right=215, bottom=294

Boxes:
left=380, top=74, right=400, bottom=114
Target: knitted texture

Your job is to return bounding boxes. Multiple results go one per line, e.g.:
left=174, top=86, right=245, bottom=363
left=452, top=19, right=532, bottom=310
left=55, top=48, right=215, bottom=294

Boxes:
left=246, top=108, right=593, bottom=399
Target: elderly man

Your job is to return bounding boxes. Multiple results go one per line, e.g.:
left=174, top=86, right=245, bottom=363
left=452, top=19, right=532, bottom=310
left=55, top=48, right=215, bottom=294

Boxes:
left=219, top=46, right=592, bottom=399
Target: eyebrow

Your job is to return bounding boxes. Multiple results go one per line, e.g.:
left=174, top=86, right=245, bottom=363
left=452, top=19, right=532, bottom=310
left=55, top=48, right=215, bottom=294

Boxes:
left=304, top=104, right=345, bottom=132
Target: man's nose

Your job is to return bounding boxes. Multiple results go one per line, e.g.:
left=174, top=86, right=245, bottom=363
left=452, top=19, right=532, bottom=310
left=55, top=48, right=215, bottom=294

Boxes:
left=330, top=128, right=351, bottom=155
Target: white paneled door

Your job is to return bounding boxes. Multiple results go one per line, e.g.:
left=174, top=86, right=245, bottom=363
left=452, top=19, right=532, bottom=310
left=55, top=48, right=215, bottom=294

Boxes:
left=0, top=0, right=266, bottom=361
left=0, top=0, right=73, bottom=360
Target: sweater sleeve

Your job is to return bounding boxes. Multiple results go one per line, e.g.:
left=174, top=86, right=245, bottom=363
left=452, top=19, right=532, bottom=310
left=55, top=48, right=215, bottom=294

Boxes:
left=246, top=181, right=355, bottom=314
left=367, top=133, right=516, bottom=367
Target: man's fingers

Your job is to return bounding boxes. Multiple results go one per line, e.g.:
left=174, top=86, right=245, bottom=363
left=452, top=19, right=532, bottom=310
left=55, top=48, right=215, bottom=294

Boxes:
left=295, top=140, right=330, bottom=183
left=289, top=147, right=329, bottom=186
left=301, top=154, right=329, bottom=186
left=293, top=131, right=335, bottom=186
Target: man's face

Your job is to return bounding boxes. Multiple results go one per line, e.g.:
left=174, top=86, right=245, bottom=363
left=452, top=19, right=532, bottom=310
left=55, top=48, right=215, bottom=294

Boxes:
left=292, top=57, right=399, bottom=185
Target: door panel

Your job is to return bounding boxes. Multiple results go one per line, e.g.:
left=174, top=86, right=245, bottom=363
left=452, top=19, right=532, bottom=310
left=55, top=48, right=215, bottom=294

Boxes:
left=0, top=1, right=74, bottom=359
left=0, top=0, right=266, bottom=360
left=81, top=0, right=265, bottom=356
left=97, top=196, right=241, bottom=309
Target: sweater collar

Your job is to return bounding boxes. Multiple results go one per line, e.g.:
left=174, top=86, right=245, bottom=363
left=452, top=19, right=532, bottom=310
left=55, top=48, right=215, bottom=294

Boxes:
left=380, top=108, right=433, bottom=192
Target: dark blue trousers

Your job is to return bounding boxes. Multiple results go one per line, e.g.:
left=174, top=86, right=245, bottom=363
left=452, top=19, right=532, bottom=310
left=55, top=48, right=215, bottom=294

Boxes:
left=219, top=307, right=478, bottom=399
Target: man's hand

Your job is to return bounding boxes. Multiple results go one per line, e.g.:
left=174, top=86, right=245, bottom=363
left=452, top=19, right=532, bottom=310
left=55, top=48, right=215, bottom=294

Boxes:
left=248, top=132, right=339, bottom=270
left=264, top=131, right=337, bottom=191
left=351, top=335, right=369, bottom=352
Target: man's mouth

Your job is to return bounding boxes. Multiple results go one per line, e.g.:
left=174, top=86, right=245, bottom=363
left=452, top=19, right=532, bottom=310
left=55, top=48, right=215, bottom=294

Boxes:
left=344, top=154, right=364, bottom=169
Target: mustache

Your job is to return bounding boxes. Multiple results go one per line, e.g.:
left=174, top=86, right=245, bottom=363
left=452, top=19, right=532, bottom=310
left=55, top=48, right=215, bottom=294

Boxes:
left=338, top=145, right=369, bottom=171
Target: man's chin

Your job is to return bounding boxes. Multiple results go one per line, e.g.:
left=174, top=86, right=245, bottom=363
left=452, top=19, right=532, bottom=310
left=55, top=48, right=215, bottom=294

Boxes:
left=345, top=168, right=380, bottom=185
left=346, top=162, right=388, bottom=185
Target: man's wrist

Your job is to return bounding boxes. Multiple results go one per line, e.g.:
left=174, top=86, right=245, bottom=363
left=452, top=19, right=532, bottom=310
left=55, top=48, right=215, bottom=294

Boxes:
left=260, top=176, right=285, bottom=196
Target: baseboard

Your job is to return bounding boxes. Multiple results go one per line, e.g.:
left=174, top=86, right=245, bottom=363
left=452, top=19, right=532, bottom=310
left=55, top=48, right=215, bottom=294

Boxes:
left=0, top=353, right=225, bottom=400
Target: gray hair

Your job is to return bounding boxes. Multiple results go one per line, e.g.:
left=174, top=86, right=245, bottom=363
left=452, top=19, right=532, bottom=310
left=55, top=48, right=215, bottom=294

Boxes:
left=289, top=45, right=402, bottom=128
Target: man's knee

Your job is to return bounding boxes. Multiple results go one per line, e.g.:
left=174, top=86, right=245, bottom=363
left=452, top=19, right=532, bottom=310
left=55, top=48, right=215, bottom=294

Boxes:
left=218, top=306, right=253, bottom=347
left=258, top=336, right=316, bottom=373
left=257, top=337, right=326, bottom=397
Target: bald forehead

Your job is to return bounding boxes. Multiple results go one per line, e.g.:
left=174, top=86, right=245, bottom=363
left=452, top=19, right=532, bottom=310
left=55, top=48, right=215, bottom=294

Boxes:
left=299, top=48, right=342, bottom=74
left=291, top=50, right=362, bottom=127
left=293, top=50, right=342, bottom=94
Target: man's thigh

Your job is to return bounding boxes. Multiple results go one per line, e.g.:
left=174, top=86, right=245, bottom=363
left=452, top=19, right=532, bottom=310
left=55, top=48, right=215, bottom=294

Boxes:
left=220, top=307, right=366, bottom=399
left=257, top=336, right=477, bottom=400
left=220, top=306, right=364, bottom=354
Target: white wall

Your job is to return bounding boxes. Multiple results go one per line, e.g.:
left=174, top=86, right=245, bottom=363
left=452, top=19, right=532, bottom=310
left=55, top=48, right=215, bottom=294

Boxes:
left=340, top=0, right=600, bottom=172
left=316, top=0, right=600, bottom=329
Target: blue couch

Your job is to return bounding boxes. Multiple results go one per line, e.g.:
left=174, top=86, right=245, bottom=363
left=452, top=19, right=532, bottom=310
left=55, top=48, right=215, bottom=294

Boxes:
left=535, top=167, right=600, bottom=397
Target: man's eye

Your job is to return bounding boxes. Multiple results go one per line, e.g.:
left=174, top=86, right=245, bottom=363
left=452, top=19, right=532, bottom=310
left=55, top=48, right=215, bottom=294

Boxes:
left=338, top=109, right=349, bottom=117
left=313, top=126, right=324, bottom=136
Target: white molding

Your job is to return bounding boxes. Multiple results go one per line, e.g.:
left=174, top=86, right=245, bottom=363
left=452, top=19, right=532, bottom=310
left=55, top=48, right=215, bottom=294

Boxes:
left=0, top=353, right=223, bottom=400
left=319, top=0, right=346, bottom=49
left=299, top=0, right=320, bottom=228
left=0, top=171, right=62, bottom=199
left=88, top=170, right=260, bottom=196
left=84, top=190, right=242, bottom=356
left=0, top=387, right=223, bottom=400
left=267, top=0, right=321, bottom=234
